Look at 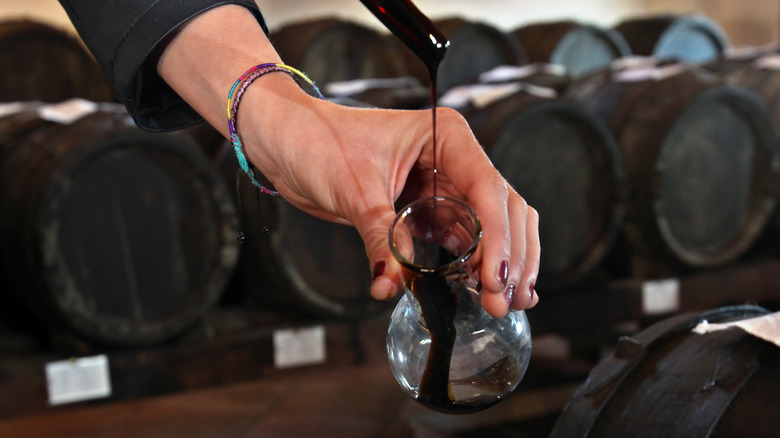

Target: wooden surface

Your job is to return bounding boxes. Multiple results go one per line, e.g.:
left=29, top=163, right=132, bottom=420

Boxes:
left=0, top=361, right=579, bottom=438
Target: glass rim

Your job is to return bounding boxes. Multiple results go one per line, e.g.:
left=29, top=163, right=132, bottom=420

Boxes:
left=389, top=196, right=482, bottom=274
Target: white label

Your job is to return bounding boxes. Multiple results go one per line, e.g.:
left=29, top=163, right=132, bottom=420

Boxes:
left=38, top=98, right=98, bottom=124
left=614, top=63, right=687, bottom=83
left=273, top=326, right=326, bottom=369
left=439, top=83, right=524, bottom=109
left=478, top=63, right=566, bottom=83
left=45, top=355, right=112, bottom=406
left=0, top=102, right=35, bottom=119
left=755, top=54, right=780, bottom=71
left=325, top=76, right=421, bottom=96
left=641, top=278, right=681, bottom=315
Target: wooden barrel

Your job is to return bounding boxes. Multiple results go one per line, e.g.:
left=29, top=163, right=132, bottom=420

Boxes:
left=270, top=18, right=408, bottom=87
left=512, top=21, right=631, bottom=78
left=217, top=145, right=394, bottom=320
left=615, top=15, right=730, bottom=63
left=396, top=17, right=528, bottom=95
left=702, top=45, right=780, bottom=77
left=566, top=62, right=779, bottom=269
left=0, top=19, right=114, bottom=103
left=550, top=305, right=780, bottom=437
left=0, top=104, right=238, bottom=346
left=707, top=54, right=780, bottom=137
left=458, top=87, right=626, bottom=289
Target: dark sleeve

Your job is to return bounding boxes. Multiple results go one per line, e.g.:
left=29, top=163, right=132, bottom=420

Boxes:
left=58, top=0, right=268, bottom=132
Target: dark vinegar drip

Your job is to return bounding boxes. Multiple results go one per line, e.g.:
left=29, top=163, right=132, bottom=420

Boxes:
left=363, top=1, right=488, bottom=414
left=430, top=65, right=439, bottom=198
left=359, top=0, right=448, bottom=197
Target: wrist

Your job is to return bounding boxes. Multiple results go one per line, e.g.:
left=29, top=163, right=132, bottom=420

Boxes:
left=157, top=5, right=282, bottom=135
left=228, top=64, right=323, bottom=194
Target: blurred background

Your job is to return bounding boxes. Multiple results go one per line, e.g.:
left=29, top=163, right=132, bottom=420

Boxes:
left=1, top=1, right=779, bottom=437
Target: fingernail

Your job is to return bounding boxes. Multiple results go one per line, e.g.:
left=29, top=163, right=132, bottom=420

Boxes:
left=498, top=260, right=509, bottom=287
left=371, top=261, right=386, bottom=283
left=505, top=284, right=516, bottom=306
left=529, top=282, right=535, bottom=300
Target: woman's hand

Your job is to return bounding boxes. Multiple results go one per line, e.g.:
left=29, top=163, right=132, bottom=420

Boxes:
left=158, top=5, right=539, bottom=317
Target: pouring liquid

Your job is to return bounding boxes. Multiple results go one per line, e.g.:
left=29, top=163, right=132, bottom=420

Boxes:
left=359, top=0, right=448, bottom=197
left=362, top=2, right=507, bottom=413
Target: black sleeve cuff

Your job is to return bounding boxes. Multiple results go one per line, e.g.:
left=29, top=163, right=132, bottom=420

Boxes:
left=59, top=0, right=267, bottom=132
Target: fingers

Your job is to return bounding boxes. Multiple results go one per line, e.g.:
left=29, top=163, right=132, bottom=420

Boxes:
left=512, top=205, right=540, bottom=311
left=351, top=204, right=406, bottom=302
left=434, top=108, right=540, bottom=317
left=479, top=186, right=540, bottom=318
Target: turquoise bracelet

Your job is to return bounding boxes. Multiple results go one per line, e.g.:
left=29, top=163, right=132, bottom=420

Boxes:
left=226, top=63, right=323, bottom=196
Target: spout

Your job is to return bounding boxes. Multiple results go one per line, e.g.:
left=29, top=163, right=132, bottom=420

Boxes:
left=359, top=0, right=449, bottom=69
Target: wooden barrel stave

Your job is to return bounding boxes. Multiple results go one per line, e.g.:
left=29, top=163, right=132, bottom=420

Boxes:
left=461, top=89, right=626, bottom=289
left=0, top=106, right=238, bottom=345
left=393, top=17, right=528, bottom=95
left=217, top=144, right=394, bottom=320
left=566, top=64, right=779, bottom=269
left=0, top=19, right=114, bottom=103
left=270, top=18, right=409, bottom=87
left=550, top=305, right=779, bottom=438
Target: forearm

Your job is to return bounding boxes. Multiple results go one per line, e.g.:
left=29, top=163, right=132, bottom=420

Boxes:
left=157, top=5, right=286, bottom=136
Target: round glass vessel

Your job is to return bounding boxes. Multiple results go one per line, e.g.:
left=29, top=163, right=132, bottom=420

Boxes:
left=386, top=196, right=532, bottom=414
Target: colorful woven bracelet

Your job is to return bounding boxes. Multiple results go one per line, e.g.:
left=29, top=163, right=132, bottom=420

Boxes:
left=227, top=62, right=323, bottom=196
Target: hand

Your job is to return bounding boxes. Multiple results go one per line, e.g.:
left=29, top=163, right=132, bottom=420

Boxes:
left=158, top=6, right=540, bottom=318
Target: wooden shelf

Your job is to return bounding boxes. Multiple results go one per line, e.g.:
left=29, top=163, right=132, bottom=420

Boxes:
left=1, top=257, right=779, bottom=421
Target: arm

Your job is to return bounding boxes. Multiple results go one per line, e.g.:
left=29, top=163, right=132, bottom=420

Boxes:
left=58, top=2, right=540, bottom=316
left=157, top=6, right=539, bottom=316
left=58, top=0, right=266, bottom=131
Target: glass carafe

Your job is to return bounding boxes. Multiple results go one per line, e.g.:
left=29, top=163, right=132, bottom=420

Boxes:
left=386, top=196, right=532, bottom=414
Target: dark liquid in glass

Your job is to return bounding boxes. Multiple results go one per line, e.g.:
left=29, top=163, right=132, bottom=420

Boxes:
left=409, top=243, right=516, bottom=414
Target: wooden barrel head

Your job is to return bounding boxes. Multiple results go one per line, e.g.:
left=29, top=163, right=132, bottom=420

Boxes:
left=653, top=86, right=777, bottom=265
left=615, top=15, right=730, bottom=63
left=567, top=65, right=778, bottom=268
left=464, top=92, right=625, bottom=288
left=0, top=19, right=113, bottom=103
left=0, top=108, right=237, bottom=345
left=271, top=18, right=408, bottom=86
left=219, top=146, right=393, bottom=320
left=395, top=17, right=527, bottom=95
left=513, top=21, right=631, bottom=78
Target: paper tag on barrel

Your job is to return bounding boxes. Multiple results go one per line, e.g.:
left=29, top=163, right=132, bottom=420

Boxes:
left=694, top=312, right=780, bottom=347
left=273, top=326, right=327, bottom=369
left=45, top=355, right=112, bottom=406
left=641, top=278, right=681, bottom=315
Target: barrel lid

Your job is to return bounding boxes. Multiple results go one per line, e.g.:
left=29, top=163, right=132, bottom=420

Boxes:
left=551, top=25, right=632, bottom=77
left=653, top=85, right=778, bottom=266
left=466, top=92, right=626, bottom=288
left=34, top=115, right=238, bottom=344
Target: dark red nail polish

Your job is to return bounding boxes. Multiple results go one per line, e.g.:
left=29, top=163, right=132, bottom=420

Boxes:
left=371, top=261, right=386, bottom=283
left=505, top=284, right=516, bottom=306
left=498, top=260, right=509, bottom=286
left=529, top=283, right=535, bottom=299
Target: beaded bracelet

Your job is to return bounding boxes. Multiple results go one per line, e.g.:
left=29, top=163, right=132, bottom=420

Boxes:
left=227, top=63, right=323, bottom=196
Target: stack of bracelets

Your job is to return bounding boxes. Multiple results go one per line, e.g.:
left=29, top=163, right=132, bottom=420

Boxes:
left=226, top=63, right=323, bottom=196
left=226, top=63, right=323, bottom=239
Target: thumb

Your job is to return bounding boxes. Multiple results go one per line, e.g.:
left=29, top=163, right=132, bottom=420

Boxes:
left=353, top=205, right=406, bottom=302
